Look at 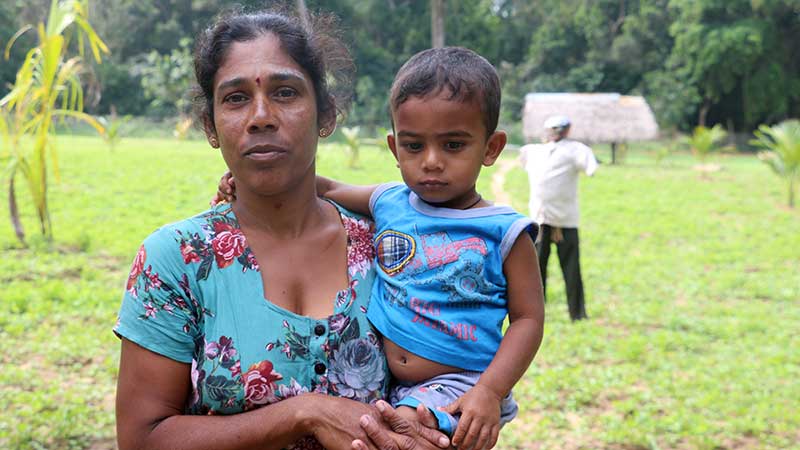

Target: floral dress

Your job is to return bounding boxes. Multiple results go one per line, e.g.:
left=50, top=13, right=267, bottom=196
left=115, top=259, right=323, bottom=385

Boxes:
left=115, top=202, right=388, bottom=447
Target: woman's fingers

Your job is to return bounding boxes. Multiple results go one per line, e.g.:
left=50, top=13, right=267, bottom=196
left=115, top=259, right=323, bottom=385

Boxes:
left=358, top=414, right=400, bottom=450
left=415, top=404, right=437, bottom=429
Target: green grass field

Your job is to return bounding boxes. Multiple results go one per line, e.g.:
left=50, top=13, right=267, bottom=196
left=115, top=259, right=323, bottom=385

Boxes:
left=0, top=135, right=798, bottom=449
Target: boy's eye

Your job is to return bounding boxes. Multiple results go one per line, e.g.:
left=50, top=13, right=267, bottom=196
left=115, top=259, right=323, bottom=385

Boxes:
left=403, top=142, right=424, bottom=152
left=445, top=141, right=465, bottom=150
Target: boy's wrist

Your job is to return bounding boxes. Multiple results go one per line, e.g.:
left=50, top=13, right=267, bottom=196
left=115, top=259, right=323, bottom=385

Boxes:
left=474, top=381, right=505, bottom=401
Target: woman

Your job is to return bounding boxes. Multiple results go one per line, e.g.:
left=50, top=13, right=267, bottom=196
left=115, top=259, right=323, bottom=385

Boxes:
left=115, top=9, right=447, bottom=450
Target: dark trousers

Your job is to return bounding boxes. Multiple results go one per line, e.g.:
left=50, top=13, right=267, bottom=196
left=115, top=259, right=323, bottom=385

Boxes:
left=535, top=225, right=588, bottom=321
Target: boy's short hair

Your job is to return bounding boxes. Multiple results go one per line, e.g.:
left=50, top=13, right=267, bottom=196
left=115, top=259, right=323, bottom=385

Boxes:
left=390, top=47, right=501, bottom=136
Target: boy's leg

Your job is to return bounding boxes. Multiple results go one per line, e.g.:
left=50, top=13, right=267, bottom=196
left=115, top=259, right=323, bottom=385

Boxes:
left=535, top=224, right=552, bottom=302
left=556, top=227, right=587, bottom=320
left=389, top=372, right=519, bottom=436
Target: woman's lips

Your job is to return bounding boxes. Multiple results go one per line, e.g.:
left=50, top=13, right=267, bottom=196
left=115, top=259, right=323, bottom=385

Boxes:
left=243, top=145, right=288, bottom=162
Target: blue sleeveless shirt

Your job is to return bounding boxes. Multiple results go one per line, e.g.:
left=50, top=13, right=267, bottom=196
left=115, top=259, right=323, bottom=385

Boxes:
left=367, top=183, right=537, bottom=371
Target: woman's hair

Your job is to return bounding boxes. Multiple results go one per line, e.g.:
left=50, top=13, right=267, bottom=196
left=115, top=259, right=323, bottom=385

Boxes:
left=389, top=47, right=501, bottom=136
left=193, top=7, right=355, bottom=130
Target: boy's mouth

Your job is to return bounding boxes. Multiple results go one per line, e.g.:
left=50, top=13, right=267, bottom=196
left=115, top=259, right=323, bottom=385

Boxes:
left=419, top=179, right=447, bottom=187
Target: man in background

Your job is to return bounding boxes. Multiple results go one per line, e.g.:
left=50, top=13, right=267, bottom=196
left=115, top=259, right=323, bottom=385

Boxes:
left=519, top=115, right=598, bottom=321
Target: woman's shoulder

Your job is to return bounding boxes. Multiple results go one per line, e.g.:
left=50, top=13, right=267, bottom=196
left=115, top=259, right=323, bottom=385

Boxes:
left=136, top=204, right=236, bottom=266
left=144, top=204, right=232, bottom=242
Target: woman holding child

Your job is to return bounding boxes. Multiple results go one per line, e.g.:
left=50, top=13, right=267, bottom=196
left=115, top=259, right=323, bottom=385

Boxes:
left=114, top=8, right=449, bottom=450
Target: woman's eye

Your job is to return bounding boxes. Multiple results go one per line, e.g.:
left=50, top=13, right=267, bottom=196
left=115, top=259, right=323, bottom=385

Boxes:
left=274, top=87, right=298, bottom=99
left=223, top=93, right=247, bottom=104
left=445, top=141, right=464, bottom=150
left=403, top=142, right=423, bottom=152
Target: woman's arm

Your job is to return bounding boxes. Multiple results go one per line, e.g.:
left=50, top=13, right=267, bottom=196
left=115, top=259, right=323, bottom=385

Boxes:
left=316, top=175, right=378, bottom=216
left=116, top=339, right=381, bottom=450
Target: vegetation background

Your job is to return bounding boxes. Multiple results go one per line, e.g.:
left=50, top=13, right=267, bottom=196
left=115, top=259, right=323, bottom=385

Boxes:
left=1, top=137, right=798, bottom=449
left=2, top=0, right=799, bottom=136
left=1, top=0, right=799, bottom=449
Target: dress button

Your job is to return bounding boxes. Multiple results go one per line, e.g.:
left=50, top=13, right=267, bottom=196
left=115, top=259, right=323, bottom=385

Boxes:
left=314, top=362, right=326, bottom=375
left=314, top=324, right=326, bottom=336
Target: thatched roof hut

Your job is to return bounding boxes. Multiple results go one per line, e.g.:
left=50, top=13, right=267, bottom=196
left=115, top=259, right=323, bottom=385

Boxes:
left=522, top=93, right=659, bottom=144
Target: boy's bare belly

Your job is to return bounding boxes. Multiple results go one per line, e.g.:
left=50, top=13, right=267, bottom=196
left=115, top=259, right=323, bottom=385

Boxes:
left=384, top=338, right=462, bottom=383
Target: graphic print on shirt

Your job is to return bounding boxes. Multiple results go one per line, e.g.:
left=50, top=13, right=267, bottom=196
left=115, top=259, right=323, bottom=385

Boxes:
left=375, top=230, right=416, bottom=275
left=376, top=229, right=490, bottom=343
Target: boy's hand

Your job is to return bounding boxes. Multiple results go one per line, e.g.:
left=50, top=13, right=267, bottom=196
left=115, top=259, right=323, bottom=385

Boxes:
left=211, top=171, right=236, bottom=205
left=440, top=384, right=502, bottom=450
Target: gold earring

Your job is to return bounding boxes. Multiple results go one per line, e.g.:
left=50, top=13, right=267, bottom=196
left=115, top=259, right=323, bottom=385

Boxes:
left=319, top=128, right=328, bottom=138
left=210, top=137, right=219, bottom=148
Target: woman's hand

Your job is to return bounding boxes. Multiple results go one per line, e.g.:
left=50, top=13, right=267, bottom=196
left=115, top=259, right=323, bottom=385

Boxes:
left=301, top=394, right=386, bottom=450
left=211, top=171, right=236, bottom=205
left=352, top=400, right=451, bottom=450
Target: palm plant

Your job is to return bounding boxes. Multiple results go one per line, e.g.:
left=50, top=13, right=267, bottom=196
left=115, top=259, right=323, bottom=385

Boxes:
left=97, top=110, right=130, bottom=151
left=751, top=119, right=800, bottom=208
left=0, top=0, right=108, bottom=244
left=687, top=124, right=728, bottom=162
left=341, top=126, right=361, bottom=168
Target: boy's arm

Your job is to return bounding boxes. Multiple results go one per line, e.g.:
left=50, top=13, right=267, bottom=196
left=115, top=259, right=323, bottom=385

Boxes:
left=442, top=232, right=545, bottom=450
left=480, top=231, right=545, bottom=399
left=316, top=175, right=378, bottom=216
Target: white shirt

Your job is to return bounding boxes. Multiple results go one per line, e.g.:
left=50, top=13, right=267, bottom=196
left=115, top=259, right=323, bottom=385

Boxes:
left=520, top=139, right=598, bottom=228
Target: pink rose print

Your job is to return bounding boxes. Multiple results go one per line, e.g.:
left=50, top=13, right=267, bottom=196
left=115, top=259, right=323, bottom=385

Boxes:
left=180, top=242, right=201, bottom=264
left=211, top=222, right=246, bottom=269
left=342, top=216, right=375, bottom=278
left=126, top=245, right=146, bottom=294
left=243, top=360, right=283, bottom=409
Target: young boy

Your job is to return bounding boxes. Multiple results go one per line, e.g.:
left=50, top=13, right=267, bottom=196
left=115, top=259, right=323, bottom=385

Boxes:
left=217, top=47, right=544, bottom=450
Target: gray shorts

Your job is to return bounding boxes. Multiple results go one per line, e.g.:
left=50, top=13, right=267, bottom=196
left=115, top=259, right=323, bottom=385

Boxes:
left=389, top=371, right=518, bottom=436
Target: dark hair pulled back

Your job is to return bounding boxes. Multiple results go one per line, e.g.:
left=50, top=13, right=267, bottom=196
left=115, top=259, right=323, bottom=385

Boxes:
left=193, top=6, right=354, bottom=130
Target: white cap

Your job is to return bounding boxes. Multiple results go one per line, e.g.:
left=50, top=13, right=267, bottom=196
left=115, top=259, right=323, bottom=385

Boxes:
left=543, top=115, right=571, bottom=129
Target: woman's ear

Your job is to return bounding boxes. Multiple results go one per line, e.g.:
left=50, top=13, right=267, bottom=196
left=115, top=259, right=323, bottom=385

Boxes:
left=318, top=97, right=338, bottom=137
left=204, top=117, right=219, bottom=149
left=483, top=131, right=507, bottom=166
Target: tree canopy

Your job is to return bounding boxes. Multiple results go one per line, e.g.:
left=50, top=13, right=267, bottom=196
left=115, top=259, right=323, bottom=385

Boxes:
left=1, top=0, right=797, bottom=132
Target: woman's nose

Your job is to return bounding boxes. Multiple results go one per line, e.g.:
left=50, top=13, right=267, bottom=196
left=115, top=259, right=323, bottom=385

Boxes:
left=247, top=97, right=277, bottom=133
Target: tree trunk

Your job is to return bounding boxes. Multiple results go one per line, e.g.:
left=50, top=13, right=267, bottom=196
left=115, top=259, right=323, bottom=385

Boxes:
left=431, top=0, right=445, bottom=48
left=790, top=175, right=796, bottom=208
left=698, top=98, right=711, bottom=127
left=295, top=0, right=310, bottom=30
left=8, top=175, right=26, bottom=245
left=611, top=142, right=617, bottom=164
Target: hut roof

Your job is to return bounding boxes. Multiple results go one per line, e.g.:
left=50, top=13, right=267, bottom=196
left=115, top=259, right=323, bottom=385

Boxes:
left=522, top=93, right=659, bottom=144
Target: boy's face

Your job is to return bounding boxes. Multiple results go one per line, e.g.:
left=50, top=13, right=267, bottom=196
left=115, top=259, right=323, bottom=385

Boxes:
left=388, top=92, right=506, bottom=208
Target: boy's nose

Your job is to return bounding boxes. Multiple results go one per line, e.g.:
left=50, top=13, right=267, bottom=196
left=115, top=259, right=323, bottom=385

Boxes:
left=421, top=149, right=444, bottom=171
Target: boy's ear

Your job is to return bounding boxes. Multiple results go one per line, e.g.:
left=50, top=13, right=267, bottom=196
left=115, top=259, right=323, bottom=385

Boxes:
left=387, top=133, right=399, bottom=161
left=483, top=130, right=507, bottom=166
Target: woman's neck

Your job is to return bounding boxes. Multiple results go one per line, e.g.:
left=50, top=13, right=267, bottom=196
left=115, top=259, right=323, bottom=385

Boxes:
left=232, top=178, right=327, bottom=240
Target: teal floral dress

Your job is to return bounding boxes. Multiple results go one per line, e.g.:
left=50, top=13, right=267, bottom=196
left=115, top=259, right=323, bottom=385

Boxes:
left=115, top=202, right=388, bottom=448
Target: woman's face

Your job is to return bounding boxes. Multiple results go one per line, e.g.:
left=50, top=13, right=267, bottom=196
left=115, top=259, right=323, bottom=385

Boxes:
left=207, top=33, right=330, bottom=197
